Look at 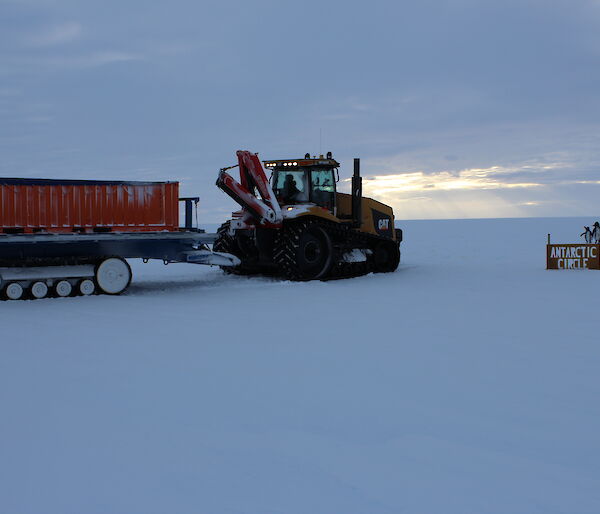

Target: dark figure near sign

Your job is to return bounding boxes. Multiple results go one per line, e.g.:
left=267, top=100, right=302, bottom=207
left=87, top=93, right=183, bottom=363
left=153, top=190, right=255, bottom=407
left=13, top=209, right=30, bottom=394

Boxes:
left=593, top=222, right=600, bottom=244
left=581, top=226, right=593, bottom=243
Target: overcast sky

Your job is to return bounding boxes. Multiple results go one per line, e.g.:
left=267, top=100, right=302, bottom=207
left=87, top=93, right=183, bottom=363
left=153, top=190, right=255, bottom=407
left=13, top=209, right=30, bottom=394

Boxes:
left=2, top=0, right=600, bottom=222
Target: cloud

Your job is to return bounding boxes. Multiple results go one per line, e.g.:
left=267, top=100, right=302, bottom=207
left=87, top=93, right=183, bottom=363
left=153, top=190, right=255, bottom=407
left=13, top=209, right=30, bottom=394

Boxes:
left=360, top=165, right=544, bottom=197
left=358, top=155, right=600, bottom=197
left=350, top=156, right=600, bottom=220
left=24, top=22, right=82, bottom=47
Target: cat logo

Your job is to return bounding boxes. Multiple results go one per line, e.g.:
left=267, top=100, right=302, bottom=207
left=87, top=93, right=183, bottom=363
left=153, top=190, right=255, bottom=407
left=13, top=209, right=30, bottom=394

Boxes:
left=372, top=208, right=393, bottom=237
left=378, top=219, right=390, bottom=231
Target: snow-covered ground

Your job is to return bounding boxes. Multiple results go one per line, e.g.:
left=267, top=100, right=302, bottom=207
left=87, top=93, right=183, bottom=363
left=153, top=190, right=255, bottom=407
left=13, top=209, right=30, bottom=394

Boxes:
left=1, top=217, right=599, bottom=514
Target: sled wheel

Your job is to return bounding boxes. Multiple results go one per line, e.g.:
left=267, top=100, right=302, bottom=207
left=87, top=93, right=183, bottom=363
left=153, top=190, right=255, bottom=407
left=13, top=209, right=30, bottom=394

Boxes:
left=55, top=280, right=73, bottom=297
left=95, top=258, right=132, bottom=295
left=5, top=282, right=24, bottom=300
left=79, top=279, right=95, bottom=296
left=31, top=281, right=49, bottom=299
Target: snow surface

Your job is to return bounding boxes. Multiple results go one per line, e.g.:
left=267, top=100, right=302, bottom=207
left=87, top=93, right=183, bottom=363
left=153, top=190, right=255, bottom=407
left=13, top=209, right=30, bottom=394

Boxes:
left=1, top=217, right=599, bottom=514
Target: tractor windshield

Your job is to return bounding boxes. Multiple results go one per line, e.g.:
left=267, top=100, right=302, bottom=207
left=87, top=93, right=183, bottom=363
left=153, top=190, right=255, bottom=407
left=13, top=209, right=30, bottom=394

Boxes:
left=272, top=167, right=336, bottom=210
left=310, top=168, right=335, bottom=210
left=273, top=170, right=309, bottom=204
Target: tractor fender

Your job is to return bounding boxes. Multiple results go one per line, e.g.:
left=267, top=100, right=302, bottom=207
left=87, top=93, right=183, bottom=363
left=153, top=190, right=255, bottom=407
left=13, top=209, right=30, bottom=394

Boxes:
left=282, top=204, right=340, bottom=223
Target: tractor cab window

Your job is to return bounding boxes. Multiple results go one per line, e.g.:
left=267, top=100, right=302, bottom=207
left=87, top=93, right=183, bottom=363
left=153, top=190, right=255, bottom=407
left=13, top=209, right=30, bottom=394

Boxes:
left=273, top=170, right=309, bottom=204
left=310, top=168, right=335, bottom=210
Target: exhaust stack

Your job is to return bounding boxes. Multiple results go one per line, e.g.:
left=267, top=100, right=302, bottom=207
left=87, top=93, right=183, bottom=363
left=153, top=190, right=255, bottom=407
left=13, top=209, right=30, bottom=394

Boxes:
left=352, top=158, right=362, bottom=228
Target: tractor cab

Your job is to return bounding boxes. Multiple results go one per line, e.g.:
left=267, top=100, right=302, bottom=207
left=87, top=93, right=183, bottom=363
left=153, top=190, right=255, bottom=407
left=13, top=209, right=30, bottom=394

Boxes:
left=265, top=153, right=339, bottom=212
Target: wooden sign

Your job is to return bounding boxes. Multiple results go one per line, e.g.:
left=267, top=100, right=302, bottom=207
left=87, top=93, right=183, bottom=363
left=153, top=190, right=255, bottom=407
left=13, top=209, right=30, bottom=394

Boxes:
left=547, top=244, right=600, bottom=269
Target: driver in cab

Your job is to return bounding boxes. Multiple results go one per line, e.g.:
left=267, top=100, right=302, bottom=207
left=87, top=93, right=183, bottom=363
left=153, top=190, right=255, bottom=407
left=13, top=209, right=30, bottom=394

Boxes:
left=282, top=174, right=301, bottom=203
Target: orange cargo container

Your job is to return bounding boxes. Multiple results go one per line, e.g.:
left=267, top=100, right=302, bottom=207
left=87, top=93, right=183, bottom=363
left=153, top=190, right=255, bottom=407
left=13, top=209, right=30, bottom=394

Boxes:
left=0, top=178, right=179, bottom=234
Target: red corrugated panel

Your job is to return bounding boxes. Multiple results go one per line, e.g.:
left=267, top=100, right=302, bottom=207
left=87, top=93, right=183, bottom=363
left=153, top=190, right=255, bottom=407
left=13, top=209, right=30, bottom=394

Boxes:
left=0, top=179, right=179, bottom=233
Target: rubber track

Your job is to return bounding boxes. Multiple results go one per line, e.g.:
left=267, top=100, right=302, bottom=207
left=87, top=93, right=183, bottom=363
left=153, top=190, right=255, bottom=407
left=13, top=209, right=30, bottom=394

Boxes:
left=213, top=221, right=251, bottom=275
left=272, top=219, right=314, bottom=280
left=273, top=218, right=399, bottom=281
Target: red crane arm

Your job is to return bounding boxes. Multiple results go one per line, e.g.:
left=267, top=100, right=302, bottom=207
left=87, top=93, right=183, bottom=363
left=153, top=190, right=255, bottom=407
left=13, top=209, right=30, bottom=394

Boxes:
left=216, top=150, right=283, bottom=226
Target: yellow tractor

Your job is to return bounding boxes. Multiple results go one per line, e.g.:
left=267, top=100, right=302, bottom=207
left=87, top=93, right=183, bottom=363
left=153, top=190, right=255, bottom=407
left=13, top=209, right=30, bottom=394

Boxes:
left=214, top=150, right=402, bottom=280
